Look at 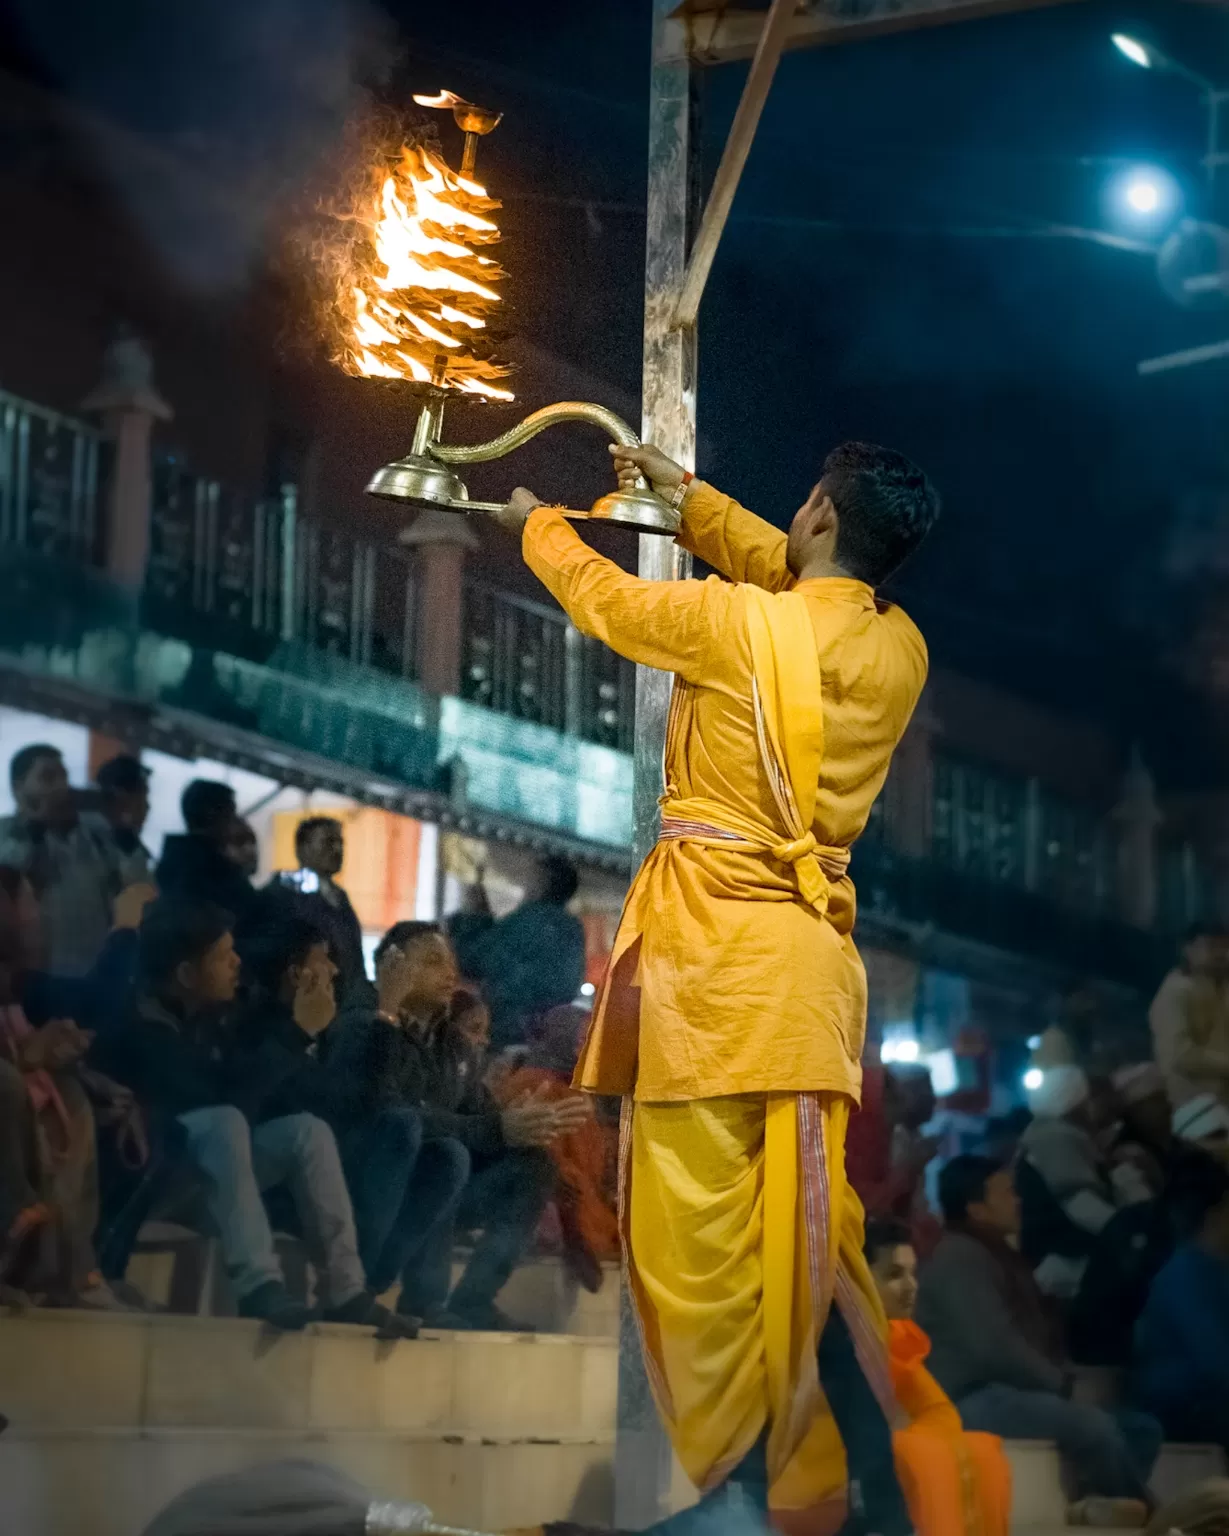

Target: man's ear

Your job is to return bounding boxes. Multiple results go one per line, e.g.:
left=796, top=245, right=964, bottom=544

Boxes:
left=812, top=492, right=838, bottom=537
left=173, top=959, right=195, bottom=993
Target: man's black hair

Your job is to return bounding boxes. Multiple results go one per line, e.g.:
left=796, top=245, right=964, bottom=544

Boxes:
left=295, top=815, right=341, bottom=858
left=181, top=779, right=238, bottom=835
left=863, top=1217, right=912, bottom=1267
left=538, top=854, right=579, bottom=906
left=938, top=1153, right=1005, bottom=1225
left=96, top=754, right=150, bottom=794
left=9, top=743, right=61, bottom=792
left=823, top=441, right=940, bottom=586
left=374, top=920, right=442, bottom=967
left=237, top=911, right=330, bottom=996
left=138, top=898, right=233, bottom=990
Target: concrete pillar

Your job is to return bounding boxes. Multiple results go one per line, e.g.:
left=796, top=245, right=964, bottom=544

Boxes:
left=1113, top=746, right=1161, bottom=929
left=400, top=507, right=479, bottom=696
left=82, top=332, right=172, bottom=589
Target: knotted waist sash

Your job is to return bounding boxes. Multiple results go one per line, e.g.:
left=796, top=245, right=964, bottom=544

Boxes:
left=658, top=796, right=851, bottom=918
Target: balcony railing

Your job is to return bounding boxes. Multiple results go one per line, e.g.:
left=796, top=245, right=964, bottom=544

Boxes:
left=0, top=389, right=106, bottom=562
left=144, top=455, right=420, bottom=681
left=461, top=579, right=636, bottom=753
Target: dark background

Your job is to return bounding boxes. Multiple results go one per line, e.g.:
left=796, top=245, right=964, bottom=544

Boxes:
left=3, top=0, right=1228, bottom=784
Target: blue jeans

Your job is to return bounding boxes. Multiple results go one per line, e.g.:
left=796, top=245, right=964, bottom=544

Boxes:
left=339, top=1111, right=470, bottom=1295
left=404, top=1146, right=555, bottom=1315
left=178, top=1106, right=365, bottom=1307
left=958, top=1383, right=1162, bottom=1502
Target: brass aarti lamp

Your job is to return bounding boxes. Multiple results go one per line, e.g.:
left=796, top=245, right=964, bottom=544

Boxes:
left=354, top=90, right=679, bottom=537
left=366, top=391, right=680, bottom=536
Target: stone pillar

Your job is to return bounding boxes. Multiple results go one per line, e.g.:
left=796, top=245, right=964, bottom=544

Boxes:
left=1113, top=746, right=1161, bottom=929
left=400, top=508, right=479, bottom=696
left=81, top=332, right=172, bottom=589
left=890, top=693, right=935, bottom=858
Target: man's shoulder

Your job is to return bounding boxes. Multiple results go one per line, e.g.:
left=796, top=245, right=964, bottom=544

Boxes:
left=927, top=1230, right=992, bottom=1274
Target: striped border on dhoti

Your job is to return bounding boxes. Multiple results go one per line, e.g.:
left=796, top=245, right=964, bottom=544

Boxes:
left=658, top=815, right=749, bottom=846
left=798, top=1093, right=899, bottom=1426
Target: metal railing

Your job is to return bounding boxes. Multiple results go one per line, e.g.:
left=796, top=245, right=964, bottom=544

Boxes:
left=146, top=456, right=419, bottom=679
left=0, top=389, right=105, bottom=561
left=461, top=578, right=635, bottom=751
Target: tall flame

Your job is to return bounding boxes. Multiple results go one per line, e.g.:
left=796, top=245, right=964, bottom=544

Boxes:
left=341, top=139, right=513, bottom=400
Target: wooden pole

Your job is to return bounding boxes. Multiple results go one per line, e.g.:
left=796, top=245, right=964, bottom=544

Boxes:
left=673, top=0, right=796, bottom=331
left=614, top=0, right=699, bottom=1525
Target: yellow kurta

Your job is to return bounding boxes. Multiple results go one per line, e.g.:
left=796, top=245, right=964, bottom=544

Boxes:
left=523, top=479, right=928, bottom=1103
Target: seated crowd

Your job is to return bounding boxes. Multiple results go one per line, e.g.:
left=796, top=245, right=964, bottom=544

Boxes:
left=0, top=745, right=615, bottom=1333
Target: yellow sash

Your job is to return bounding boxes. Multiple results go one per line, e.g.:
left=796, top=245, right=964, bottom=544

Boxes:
left=659, top=584, right=849, bottom=916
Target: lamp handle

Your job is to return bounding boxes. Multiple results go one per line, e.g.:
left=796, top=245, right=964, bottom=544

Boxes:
left=429, top=400, right=640, bottom=466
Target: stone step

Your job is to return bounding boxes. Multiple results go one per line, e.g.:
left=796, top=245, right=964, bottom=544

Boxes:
left=0, top=1309, right=616, bottom=1440
left=0, top=1427, right=615, bottom=1536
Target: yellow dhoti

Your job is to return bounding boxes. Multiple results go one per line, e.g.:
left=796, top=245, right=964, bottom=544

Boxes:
left=623, top=1091, right=896, bottom=1511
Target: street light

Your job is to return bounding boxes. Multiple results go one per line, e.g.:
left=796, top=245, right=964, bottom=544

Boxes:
left=1110, top=165, right=1181, bottom=228
left=1111, top=32, right=1227, bottom=196
left=1112, top=33, right=1153, bottom=71
left=1111, top=31, right=1216, bottom=92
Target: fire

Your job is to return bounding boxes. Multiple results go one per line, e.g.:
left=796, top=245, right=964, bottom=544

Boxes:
left=341, top=138, right=513, bottom=400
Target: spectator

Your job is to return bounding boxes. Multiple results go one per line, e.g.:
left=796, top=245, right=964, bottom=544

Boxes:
left=863, top=1216, right=1011, bottom=1536
left=847, top=1064, right=941, bottom=1257
left=1133, top=1153, right=1229, bottom=1454
left=112, top=897, right=388, bottom=1332
left=1017, top=1064, right=1151, bottom=1302
left=449, top=854, right=587, bottom=1050
left=487, top=1000, right=620, bottom=1294
left=1172, top=1093, right=1229, bottom=1159
left=0, top=743, right=146, bottom=975
left=95, top=754, right=153, bottom=878
left=332, top=921, right=588, bottom=1330
left=916, top=1154, right=1162, bottom=1528
left=1111, top=1064, right=1176, bottom=1198
left=0, top=866, right=138, bottom=1306
left=235, top=913, right=458, bottom=1328
left=223, top=818, right=259, bottom=881
left=1150, top=923, right=1229, bottom=1113
left=156, top=780, right=253, bottom=917
left=268, top=817, right=366, bottom=1004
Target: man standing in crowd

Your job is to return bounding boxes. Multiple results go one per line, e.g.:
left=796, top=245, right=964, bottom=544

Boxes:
left=330, top=921, right=588, bottom=1330
left=157, top=780, right=253, bottom=917
left=1150, top=924, right=1229, bottom=1113
left=494, top=436, right=938, bottom=1536
left=95, top=754, right=153, bottom=878
left=449, top=854, right=587, bottom=1050
left=269, top=817, right=366, bottom=1003
left=917, top=1155, right=1161, bottom=1529
left=111, top=898, right=401, bottom=1333
left=0, top=744, right=146, bottom=975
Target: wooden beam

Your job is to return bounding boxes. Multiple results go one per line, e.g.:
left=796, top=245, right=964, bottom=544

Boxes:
left=671, top=0, right=1087, bottom=65
left=673, top=0, right=796, bottom=328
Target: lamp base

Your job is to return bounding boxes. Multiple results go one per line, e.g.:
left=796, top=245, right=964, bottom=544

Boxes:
left=366, top=453, right=468, bottom=508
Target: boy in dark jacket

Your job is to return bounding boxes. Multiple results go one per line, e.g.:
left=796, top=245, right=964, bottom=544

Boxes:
left=329, top=921, right=589, bottom=1329
left=234, top=913, right=464, bottom=1307
left=112, top=897, right=411, bottom=1335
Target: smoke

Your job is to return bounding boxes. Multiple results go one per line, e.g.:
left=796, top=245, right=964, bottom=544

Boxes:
left=10, top=0, right=400, bottom=291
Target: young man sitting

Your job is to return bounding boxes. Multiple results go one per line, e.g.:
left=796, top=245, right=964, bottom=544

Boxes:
left=112, top=897, right=404, bottom=1333
left=234, top=911, right=459, bottom=1328
left=330, top=921, right=589, bottom=1330
left=916, top=1155, right=1162, bottom=1529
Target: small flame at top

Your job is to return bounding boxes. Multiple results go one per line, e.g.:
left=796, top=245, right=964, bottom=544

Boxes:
left=339, top=129, right=512, bottom=400
left=412, top=90, right=464, bottom=110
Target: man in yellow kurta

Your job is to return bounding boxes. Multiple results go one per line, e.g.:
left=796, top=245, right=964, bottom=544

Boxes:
left=497, top=439, right=938, bottom=1536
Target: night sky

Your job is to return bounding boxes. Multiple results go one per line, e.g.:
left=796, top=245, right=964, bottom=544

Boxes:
left=7, top=0, right=1229, bottom=784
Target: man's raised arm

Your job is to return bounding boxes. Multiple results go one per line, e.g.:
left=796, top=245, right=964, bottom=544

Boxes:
left=492, top=489, right=730, bottom=684
left=609, top=443, right=790, bottom=592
